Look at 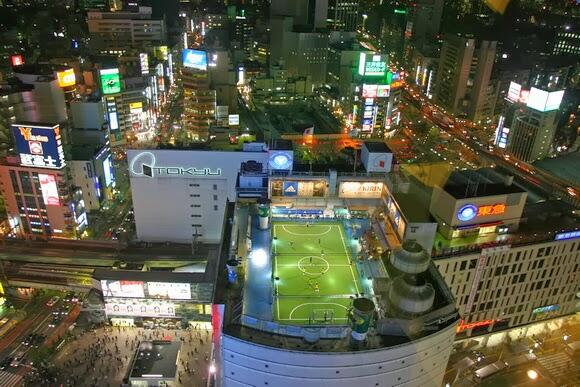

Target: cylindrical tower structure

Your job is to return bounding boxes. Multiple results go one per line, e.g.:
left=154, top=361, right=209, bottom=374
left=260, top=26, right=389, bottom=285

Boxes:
left=350, top=297, right=375, bottom=341
left=257, top=198, right=270, bottom=230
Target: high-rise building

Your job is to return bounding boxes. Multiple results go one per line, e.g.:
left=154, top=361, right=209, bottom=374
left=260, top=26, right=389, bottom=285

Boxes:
left=10, top=66, right=68, bottom=124
left=270, top=0, right=327, bottom=29
left=435, top=35, right=498, bottom=123
left=495, top=82, right=564, bottom=162
left=0, top=123, right=87, bottom=240
left=327, top=0, right=359, bottom=32
left=428, top=168, right=579, bottom=339
left=407, top=0, right=443, bottom=50
left=552, top=29, right=580, bottom=57
left=87, top=7, right=166, bottom=52
left=182, top=52, right=216, bottom=142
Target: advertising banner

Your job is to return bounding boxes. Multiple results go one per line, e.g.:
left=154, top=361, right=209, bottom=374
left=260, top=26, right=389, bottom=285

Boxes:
left=12, top=124, right=66, bottom=169
left=147, top=282, right=191, bottom=300
left=57, top=69, right=76, bottom=87
left=182, top=49, right=207, bottom=70
left=100, top=68, right=121, bottom=94
left=105, top=300, right=176, bottom=318
left=338, top=182, right=384, bottom=198
left=101, top=280, right=145, bottom=298
left=38, top=174, right=60, bottom=206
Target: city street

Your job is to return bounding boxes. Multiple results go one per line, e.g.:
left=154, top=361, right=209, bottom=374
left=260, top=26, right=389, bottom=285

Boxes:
left=0, top=293, right=77, bottom=386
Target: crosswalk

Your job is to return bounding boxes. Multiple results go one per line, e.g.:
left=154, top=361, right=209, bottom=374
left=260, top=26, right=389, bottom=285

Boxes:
left=0, top=370, right=22, bottom=387
left=537, top=352, right=580, bottom=384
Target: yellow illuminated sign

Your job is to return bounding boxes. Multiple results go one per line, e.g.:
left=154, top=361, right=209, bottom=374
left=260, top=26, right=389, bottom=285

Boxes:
left=57, top=68, right=76, bottom=87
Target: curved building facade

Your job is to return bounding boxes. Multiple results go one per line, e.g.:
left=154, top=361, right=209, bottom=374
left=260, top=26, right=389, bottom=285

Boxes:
left=221, top=322, right=456, bottom=387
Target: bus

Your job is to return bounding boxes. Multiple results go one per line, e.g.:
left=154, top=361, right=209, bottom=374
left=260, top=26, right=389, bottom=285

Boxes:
left=474, top=360, right=507, bottom=380
left=504, top=353, right=537, bottom=368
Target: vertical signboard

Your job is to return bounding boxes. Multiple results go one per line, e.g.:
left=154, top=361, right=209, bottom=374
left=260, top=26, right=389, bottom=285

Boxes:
left=12, top=124, right=66, bottom=169
left=100, top=68, right=122, bottom=95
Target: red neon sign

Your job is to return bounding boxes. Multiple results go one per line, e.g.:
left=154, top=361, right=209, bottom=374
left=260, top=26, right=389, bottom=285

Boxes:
left=477, top=203, right=505, bottom=217
left=457, top=319, right=495, bottom=333
left=10, top=55, right=24, bottom=67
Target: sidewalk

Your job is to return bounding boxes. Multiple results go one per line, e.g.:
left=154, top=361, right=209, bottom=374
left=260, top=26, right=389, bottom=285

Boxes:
left=51, top=325, right=213, bottom=387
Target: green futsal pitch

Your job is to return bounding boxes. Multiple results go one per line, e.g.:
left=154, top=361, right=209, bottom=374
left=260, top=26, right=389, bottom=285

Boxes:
left=272, top=221, right=362, bottom=325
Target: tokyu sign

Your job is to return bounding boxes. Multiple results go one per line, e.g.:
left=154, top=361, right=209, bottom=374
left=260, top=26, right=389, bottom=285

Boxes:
left=129, top=151, right=221, bottom=178
left=457, top=203, right=506, bottom=222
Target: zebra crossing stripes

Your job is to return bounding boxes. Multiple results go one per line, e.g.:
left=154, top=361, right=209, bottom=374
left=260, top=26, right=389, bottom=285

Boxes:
left=0, top=370, right=22, bottom=387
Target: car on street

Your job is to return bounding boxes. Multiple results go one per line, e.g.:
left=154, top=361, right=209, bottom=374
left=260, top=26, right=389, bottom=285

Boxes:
left=48, top=315, right=62, bottom=328
left=0, top=357, right=12, bottom=370
left=46, top=296, right=60, bottom=307
left=10, top=352, right=25, bottom=367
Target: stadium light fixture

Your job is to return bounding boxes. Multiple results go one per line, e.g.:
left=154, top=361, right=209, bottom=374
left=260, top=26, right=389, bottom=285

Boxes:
left=252, top=249, right=268, bottom=267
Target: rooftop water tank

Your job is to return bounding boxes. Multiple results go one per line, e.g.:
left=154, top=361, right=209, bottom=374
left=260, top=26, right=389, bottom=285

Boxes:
left=390, top=240, right=430, bottom=275
left=388, top=275, right=435, bottom=316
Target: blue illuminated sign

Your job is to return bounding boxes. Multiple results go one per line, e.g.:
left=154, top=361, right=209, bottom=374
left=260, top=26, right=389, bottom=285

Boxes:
left=269, top=151, right=293, bottom=170
left=12, top=124, right=66, bottom=169
left=532, top=304, right=559, bottom=314
left=282, top=181, right=298, bottom=197
left=554, top=230, right=580, bottom=241
left=182, top=49, right=207, bottom=70
left=457, top=204, right=478, bottom=222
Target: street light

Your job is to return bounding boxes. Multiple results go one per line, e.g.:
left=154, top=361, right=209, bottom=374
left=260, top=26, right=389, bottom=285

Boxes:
left=362, top=14, right=368, bottom=33
left=527, top=369, right=538, bottom=380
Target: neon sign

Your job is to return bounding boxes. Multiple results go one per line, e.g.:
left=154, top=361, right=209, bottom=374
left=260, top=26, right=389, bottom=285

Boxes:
left=129, top=151, right=221, bottom=178
left=457, top=203, right=506, bottom=222
left=457, top=319, right=495, bottom=333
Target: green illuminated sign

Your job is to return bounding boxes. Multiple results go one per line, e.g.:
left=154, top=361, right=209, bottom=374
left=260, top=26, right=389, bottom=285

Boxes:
left=394, top=9, right=406, bottom=14
left=100, top=68, right=121, bottom=95
left=358, top=53, right=387, bottom=77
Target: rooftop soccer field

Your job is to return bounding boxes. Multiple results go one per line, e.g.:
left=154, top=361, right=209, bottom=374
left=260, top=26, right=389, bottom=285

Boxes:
left=272, top=221, right=362, bottom=325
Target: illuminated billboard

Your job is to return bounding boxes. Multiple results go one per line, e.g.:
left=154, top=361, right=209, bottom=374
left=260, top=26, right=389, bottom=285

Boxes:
left=10, top=54, right=24, bottom=66
left=105, top=300, right=176, bottom=318
left=147, top=282, right=191, bottom=300
left=129, top=102, right=143, bottom=115
left=56, top=68, right=76, bottom=87
left=228, top=114, right=240, bottom=126
left=457, top=203, right=506, bottom=222
left=338, top=182, right=384, bottom=199
left=358, top=53, right=387, bottom=77
left=101, top=280, right=145, bottom=298
left=103, top=155, right=114, bottom=187
left=139, top=53, right=149, bottom=75
left=377, top=85, right=390, bottom=97
left=271, top=180, right=326, bottom=197
left=38, top=174, right=60, bottom=206
left=507, top=81, right=521, bottom=102
left=362, top=84, right=378, bottom=98
left=12, top=124, right=66, bottom=169
left=268, top=151, right=293, bottom=170
left=99, top=68, right=121, bottom=95
left=182, top=49, right=207, bottom=70
left=527, top=88, right=564, bottom=112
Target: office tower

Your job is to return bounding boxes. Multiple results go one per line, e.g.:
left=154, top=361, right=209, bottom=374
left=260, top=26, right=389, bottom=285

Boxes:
left=0, top=123, right=87, bottom=240
left=435, top=35, right=498, bottom=123
left=495, top=81, right=564, bottom=162
left=407, top=0, right=443, bottom=50
left=86, top=6, right=166, bottom=52
left=270, top=0, right=327, bottom=29
left=552, top=28, right=579, bottom=57
left=10, top=66, right=68, bottom=124
left=182, top=51, right=216, bottom=142
left=327, top=0, right=359, bottom=31
left=430, top=168, right=578, bottom=339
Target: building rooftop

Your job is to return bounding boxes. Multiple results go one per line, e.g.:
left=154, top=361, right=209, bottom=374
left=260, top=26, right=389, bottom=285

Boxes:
left=128, top=341, right=181, bottom=381
left=364, top=141, right=392, bottom=153
left=442, top=168, right=525, bottom=199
